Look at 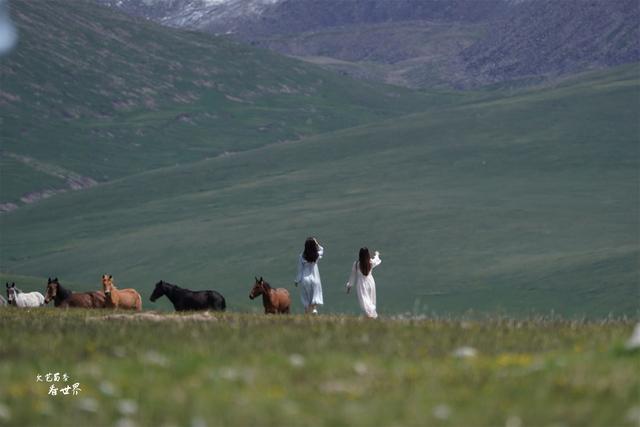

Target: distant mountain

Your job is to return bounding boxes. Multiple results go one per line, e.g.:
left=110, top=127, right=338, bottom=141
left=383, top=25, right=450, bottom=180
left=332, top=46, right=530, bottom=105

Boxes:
left=462, top=0, right=640, bottom=86
left=97, top=0, right=280, bottom=31
left=97, top=0, right=640, bottom=89
left=97, top=0, right=505, bottom=34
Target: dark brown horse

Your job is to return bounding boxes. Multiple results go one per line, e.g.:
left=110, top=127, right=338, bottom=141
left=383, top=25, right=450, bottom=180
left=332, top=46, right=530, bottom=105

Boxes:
left=249, top=277, right=290, bottom=314
left=150, top=280, right=226, bottom=311
left=44, top=277, right=106, bottom=308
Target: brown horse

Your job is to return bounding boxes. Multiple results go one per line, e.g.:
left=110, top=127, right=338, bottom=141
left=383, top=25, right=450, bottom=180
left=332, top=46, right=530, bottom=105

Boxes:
left=45, top=277, right=106, bottom=308
left=249, top=277, right=290, bottom=314
left=101, top=274, right=142, bottom=311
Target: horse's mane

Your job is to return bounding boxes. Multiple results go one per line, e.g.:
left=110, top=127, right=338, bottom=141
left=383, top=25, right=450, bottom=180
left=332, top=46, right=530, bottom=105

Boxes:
left=56, top=282, right=72, bottom=300
left=163, top=281, right=198, bottom=293
left=160, top=281, right=182, bottom=292
left=107, top=278, right=118, bottom=290
left=261, top=281, right=272, bottom=290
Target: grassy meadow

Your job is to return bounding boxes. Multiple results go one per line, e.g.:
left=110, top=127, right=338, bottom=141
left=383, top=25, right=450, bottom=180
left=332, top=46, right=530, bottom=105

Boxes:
left=0, top=309, right=638, bottom=427
left=2, top=64, right=638, bottom=317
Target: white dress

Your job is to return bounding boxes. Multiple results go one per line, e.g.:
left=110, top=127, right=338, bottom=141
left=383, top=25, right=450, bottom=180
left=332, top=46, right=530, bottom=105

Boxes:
left=346, top=252, right=381, bottom=318
left=296, top=245, right=324, bottom=308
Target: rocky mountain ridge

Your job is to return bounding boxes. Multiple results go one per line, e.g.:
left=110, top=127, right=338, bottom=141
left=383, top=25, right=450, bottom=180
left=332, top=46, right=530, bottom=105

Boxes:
left=95, top=0, right=640, bottom=88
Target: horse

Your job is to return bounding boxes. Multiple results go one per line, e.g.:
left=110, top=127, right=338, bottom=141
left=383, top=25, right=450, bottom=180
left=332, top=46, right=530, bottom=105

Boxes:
left=6, top=282, right=45, bottom=307
left=150, top=280, right=226, bottom=311
left=101, top=274, right=142, bottom=311
left=249, top=277, right=290, bottom=314
left=44, top=277, right=107, bottom=308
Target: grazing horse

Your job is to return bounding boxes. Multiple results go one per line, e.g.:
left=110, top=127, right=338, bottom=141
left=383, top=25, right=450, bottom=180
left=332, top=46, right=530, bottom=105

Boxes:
left=101, top=275, right=142, bottom=311
left=249, top=277, right=290, bottom=314
left=44, top=277, right=106, bottom=308
left=6, top=282, right=45, bottom=307
left=150, top=280, right=226, bottom=311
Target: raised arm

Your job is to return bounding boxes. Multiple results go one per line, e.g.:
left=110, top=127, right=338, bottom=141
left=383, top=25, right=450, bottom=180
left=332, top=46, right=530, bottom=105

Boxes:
left=371, top=251, right=381, bottom=269
left=346, top=261, right=357, bottom=293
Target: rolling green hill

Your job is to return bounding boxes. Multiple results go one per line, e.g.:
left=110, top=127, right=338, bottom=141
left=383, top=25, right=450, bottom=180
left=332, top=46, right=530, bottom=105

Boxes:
left=2, top=56, right=638, bottom=316
left=1, top=0, right=454, bottom=210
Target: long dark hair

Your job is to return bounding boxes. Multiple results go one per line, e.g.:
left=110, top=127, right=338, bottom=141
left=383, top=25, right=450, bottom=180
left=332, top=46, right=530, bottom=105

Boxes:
left=359, top=247, right=371, bottom=276
left=302, top=237, right=319, bottom=263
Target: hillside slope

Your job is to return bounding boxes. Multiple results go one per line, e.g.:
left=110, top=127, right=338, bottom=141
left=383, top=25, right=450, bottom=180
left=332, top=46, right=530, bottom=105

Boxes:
left=97, top=0, right=640, bottom=89
left=2, top=65, right=638, bottom=316
left=0, top=0, right=444, bottom=210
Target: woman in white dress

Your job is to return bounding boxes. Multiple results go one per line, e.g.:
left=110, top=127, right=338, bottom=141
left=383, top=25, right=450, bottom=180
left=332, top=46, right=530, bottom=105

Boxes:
left=295, top=237, right=324, bottom=314
left=346, top=248, right=381, bottom=319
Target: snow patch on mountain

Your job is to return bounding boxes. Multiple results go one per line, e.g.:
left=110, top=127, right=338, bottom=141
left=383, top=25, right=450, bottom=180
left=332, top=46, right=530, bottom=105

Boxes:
left=98, top=0, right=283, bottom=32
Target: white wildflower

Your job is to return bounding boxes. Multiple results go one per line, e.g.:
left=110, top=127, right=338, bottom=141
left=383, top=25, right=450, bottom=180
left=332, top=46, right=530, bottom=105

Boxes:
left=452, top=346, right=478, bottom=358
left=353, top=361, right=368, bottom=376
left=288, top=354, right=305, bottom=368
left=117, top=399, right=138, bottom=416
left=433, top=404, right=451, bottom=420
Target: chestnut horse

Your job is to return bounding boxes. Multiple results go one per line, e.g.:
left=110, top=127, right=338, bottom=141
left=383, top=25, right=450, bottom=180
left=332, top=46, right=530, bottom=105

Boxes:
left=45, top=277, right=106, bottom=308
left=101, top=274, right=142, bottom=311
left=249, top=277, right=290, bottom=314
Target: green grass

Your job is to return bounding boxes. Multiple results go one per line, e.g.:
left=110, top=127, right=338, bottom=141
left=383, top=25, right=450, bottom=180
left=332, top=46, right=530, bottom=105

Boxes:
left=2, top=64, right=638, bottom=317
left=0, top=309, right=637, bottom=427
left=0, top=155, right=67, bottom=203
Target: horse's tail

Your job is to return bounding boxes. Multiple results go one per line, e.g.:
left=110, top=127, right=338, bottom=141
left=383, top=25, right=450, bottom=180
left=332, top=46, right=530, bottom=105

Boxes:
left=215, top=292, right=226, bottom=311
left=206, top=291, right=225, bottom=311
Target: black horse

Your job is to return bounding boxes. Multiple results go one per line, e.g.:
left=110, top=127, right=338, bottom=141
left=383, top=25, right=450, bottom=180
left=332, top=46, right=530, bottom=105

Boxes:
left=150, top=280, right=226, bottom=311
